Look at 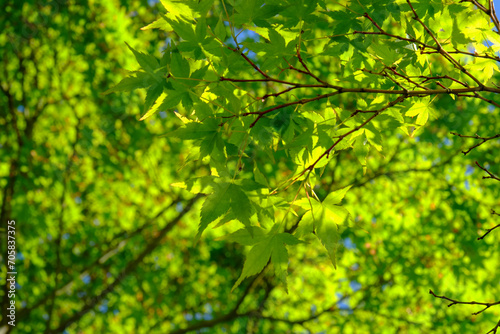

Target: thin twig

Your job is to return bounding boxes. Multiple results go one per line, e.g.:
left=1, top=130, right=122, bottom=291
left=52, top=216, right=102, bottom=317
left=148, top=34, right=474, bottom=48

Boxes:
left=429, top=290, right=500, bottom=315
left=478, top=223, right=500, bottom=240
left=475, top=161, right=500, bottom=181
left=450, top=132, right=500, bottom=155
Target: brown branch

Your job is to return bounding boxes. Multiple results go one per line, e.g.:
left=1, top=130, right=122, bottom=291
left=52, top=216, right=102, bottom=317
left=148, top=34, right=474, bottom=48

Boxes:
left=419, top=75, right=469, bottom=87
left=461, top=0, right=488, bottom=12
left=303, top=96, right=405, bottom=172
left=227, top=46, right=270, bottom=78
left=477, top=222, right=500, bottom=240
left=460, top=0, right=500, bottom=35
left=277, top=96, right=407, bottom=194
left=490, top=0, right=500, bottom=35
left=406, top=0, right=484, bottom=87
left=221, top=75, right=328, bottom=100
left=421, top=49, right=500, bottom=62
left=429, top=290, right=500, bottom=316
left=360, top=5, right=486, bottom=89
left=450, top=132, right=500, bottom=155
left=247, top=91, right=341, bottom=128
left=471, top=93, right=500, bottom=108
left=363, top=12, right=384, bottom=32
left=221, top=75, right=299, bottom=87
left=353, top=29, right=426, bottom=46
left=475, top=161, right=500, bottom=181
left=486, top=319, right=500, bottom=334
left=259, top=86, right=302, bottom=99
left=386, top=67, right=429, bottom=90
left=282, top=56, right=311, bottom=77
left=221, top=77, right=500, bottom=97
left=218, top=84, right=500, bottom=128
left=295, top=45, right=329, bottom=86
left=452, top=93, right=500, bottom=112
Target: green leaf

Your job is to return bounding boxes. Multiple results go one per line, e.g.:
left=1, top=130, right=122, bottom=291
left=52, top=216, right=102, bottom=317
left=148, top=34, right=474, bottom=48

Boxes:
left=253, top=161, right=269, bottom=187
left=194, top=0, right=215, bottom=16
left=405, top=97, right=432, bottom=126
left=190, top=65, right=209, bottom=81
left=170, top=52, right=191, bottom=78
left=197, top=182, right=232, bottom=241
left=165, top=15, right=197, bottom=41
left=268, top=28, right=286, bottom=50
left=213, top=15, right=226, bottom=41
left=375, top=113, right=403, bottom=131
left=271, top=237, right=289, bottom=289
left=160, top=0, right=195, bottom=20
left=369, top=40, right=402, bottom=66
left=255, top=4, right=288, bottom=21
left=228, top=184, right=253, bottom=228
left=139, top=90, right=183, bottom=121
left=364, top=123, right=383, bottom=151
left=293, top=198, right=321, bottom=237
left=197, top=183, right=253, bottom=240
left=125, top=42, right=159, bottom=74
left=219, top=227, right=267, bottom=246
left=166, top=119, right=217, bottom=140
left=316, top=204, right=351, bottom=269
left=141, top=18, right=172, bottom=31
left=325, top=10, right=353, bottom=34
left=416, top=108, right=429, bottom=126
left=139, top=91, right=167, bottom=121
left=467, top=58, right=498, bottom=83
left=233, top=231, right=303, bottom=291
left=451, top=15, right=472, bottom=47
left=199, top=132, right=218, bottom=159
left=353, top=132, right=369, bottom=171
left=171, top=176, right=214, bottom=194
left=232, top=237, right=273, bottom=291
left=295, top=197, right=352, bottom=268
left=103, top=72, right=153, bottom=95
left=143, top=83, right=164, bottom=113
left=196, top=16, right=208, bottom=43
left=315, top=210, right=341, bottom=269
left=210, top=136, right=227, bottom=164
left=323, top=185, right=352, bottom=206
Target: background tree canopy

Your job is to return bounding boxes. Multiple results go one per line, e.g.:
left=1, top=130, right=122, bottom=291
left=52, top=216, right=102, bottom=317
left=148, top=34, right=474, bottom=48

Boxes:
left=1, top=0, right=499, bottom=333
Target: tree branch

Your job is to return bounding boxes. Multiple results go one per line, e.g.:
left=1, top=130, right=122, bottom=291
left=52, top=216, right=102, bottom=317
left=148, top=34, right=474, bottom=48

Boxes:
left=406, top=0, right=484, bottom=87
left=303, top=96, right=405, bottom=174
left=486, top=319, right=500, bottom=334
left=460, top=0, right=500, bottom=35
left=451, top=132, right=500, bottom=155
left=429, top=290, right=500, bottom=315
left=477, top=222, right=500, bottom=240
left=475, top=161, right=500, bottom=182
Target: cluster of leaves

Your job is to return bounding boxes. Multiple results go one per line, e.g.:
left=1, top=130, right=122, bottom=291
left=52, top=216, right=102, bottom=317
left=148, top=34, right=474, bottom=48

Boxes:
left=110, top=0, right=500, bottom=295
left=1, top=0, right=500, bottom=333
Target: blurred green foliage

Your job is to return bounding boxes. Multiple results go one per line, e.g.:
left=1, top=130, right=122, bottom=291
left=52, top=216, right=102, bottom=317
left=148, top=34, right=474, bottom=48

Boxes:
left=1, top=0, right=499, bottom=333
